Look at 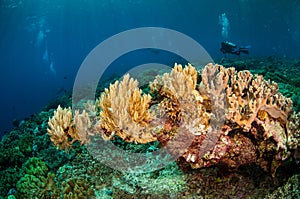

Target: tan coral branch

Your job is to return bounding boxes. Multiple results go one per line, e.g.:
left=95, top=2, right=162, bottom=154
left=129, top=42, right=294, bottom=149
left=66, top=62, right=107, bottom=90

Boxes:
left=97, top=74, right=156, bottom=143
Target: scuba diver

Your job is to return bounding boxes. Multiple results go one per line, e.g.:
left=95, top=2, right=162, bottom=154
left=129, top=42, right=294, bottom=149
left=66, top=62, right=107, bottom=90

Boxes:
left=220, top=41, right=251, bottom=56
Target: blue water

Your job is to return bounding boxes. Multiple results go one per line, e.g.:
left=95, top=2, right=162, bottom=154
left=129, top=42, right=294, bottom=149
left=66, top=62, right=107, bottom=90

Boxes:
left=0, top=0, right=300, bottom=136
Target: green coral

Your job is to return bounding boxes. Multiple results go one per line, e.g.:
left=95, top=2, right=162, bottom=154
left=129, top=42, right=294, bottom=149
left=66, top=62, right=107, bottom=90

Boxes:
left=15, top=158, right=50, bottom=198
left=16, top=174, right=46, bottom=197
left=17, top=134, right=34, bottom=156
left=7, top=195, right=16, bottom=199
left=21, top=157, right=48, bottom=176
left=16, top=172, right=58, bottom=198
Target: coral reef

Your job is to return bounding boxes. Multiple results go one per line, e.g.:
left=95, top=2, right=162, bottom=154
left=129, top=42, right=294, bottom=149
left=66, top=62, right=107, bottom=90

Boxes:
left=16, top=173, right=56, bottom=198
left=0, top=167, right=20, bottom=197
left=149, top=63, right=208, bottom=128
left=111, top=162, right=186, bottom=197
left=287, top=112, right=300, bottom=151
left=0, top=130, right=35, bottom=170
left=225, top=68, right=292, bottom=131
left=21, top=157, right=48, bottom=176
left=47, top=62, right=300, bottom=178
left=219, top=56, right=300, bottom=112
left=14, top=156, right=95, bottom=198
left=2, top=58, right=299, bottom=198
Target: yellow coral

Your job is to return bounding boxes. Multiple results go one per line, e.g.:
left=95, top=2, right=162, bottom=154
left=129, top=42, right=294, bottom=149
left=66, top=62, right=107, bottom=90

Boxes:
left=97, top=74, right=156, bottom=143
left=174, top=63, right=198, bottom=89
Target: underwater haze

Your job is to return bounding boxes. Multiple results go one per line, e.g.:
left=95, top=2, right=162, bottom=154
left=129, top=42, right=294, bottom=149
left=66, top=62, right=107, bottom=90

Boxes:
left=0, top=0, right=300, bottom=135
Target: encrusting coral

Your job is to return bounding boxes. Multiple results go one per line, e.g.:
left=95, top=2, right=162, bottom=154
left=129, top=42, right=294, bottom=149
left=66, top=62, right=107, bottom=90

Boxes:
left=47, top=63, right=300, bottom=176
